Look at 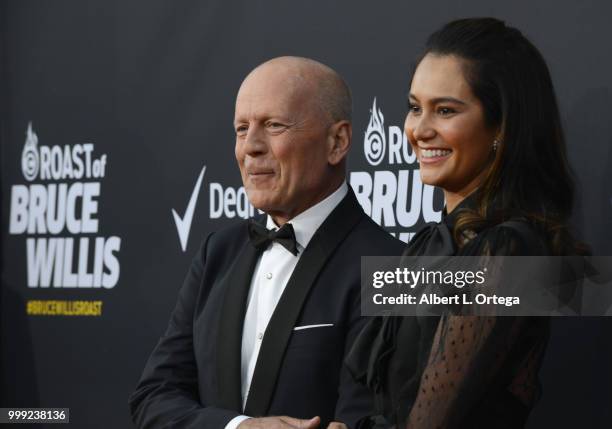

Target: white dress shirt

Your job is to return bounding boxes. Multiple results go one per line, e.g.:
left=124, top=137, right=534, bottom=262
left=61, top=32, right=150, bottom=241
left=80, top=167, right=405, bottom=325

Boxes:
left=225, top=182, right=348, bottom=429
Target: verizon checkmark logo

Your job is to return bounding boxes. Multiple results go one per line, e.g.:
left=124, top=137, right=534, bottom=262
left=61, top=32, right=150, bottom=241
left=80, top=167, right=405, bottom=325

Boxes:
left=172, top=166, right=206, bottom=252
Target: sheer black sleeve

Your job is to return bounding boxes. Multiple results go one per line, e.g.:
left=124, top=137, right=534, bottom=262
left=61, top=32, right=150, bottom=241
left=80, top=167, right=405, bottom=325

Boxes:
left=405, top=225, right=550, bottom=429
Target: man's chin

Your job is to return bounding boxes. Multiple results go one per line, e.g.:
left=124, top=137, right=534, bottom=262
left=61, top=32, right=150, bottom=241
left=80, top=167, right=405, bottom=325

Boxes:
left=245, top=197, right=275, bottom=214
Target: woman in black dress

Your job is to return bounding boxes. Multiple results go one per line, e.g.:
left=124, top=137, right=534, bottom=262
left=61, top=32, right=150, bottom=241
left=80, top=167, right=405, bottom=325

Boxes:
left=346, top=18, right=584, bottom=429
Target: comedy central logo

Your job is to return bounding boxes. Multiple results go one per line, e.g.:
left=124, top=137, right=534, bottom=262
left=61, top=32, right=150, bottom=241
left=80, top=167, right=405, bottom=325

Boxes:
left=22, top=123, right=40, bottom=181
left=350, top=98, right=442, bottom=243
left=364, top=98, right=386, bottom=166
left=9, top=123, right=121, bottom=289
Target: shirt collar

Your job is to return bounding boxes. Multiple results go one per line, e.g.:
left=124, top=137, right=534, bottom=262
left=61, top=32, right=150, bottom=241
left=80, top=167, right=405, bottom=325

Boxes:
left=266, top=182, right=348, bottom=251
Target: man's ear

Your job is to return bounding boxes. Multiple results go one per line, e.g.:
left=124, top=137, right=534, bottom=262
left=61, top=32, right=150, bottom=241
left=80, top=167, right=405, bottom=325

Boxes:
left=327, top=120, right=352, bottom=166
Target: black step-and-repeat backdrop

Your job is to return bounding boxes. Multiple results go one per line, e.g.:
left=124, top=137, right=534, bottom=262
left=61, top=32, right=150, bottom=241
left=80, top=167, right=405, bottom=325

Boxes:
left=2, top=1, right=612, bottom=427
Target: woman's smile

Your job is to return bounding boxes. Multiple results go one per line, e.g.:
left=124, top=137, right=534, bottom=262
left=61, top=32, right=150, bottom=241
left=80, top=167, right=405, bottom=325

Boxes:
left=418, top=147, right=453, bottom=163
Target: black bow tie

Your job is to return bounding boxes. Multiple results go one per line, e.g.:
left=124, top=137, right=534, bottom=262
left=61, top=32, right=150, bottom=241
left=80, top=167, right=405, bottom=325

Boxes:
left=248, top=219, right=299, bottom=256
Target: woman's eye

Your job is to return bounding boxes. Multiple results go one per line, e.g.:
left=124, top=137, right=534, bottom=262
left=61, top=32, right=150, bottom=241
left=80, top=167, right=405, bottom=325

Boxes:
left=437, top=107, right=455, bottom=116
left=408, top=103, right=421, bottom=114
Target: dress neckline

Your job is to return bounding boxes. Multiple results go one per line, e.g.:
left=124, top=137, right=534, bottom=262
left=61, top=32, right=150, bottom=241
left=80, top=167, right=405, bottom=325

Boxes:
left=442, top=192, right=479, bottom=229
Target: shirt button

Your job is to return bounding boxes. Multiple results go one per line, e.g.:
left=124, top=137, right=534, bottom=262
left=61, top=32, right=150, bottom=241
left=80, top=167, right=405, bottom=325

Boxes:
left=257, top=333, right=264, bottom=340
left=265, top=272, right=273, bottom=280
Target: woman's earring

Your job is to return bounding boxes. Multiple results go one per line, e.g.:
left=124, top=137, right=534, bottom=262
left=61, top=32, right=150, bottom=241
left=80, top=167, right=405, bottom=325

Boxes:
left=493, top=139, right=500, bottom=152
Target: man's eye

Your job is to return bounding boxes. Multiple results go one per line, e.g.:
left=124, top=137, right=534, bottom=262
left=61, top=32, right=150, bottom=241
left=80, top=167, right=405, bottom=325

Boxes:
left=235, top=125, right=248, bottom=135
left=266, top=122, right=287, bottom=131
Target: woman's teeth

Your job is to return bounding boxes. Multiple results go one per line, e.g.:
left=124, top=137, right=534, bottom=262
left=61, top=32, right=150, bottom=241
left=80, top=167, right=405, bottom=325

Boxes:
left=421, top=149, right=451, bottom=158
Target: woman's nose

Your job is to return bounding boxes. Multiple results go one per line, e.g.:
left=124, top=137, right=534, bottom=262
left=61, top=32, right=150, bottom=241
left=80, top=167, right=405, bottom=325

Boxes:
left=410, top=115, right=436, bottom=142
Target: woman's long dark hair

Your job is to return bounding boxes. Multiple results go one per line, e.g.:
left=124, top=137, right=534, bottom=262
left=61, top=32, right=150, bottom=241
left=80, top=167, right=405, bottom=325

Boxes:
left=416, top=18, right=581, bottom=255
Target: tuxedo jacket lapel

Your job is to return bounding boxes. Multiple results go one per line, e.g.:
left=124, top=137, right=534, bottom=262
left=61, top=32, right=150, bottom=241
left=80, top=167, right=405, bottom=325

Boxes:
left=244, top=189, right=365, bottom=416
left=215, top=222, right=262, bottom=412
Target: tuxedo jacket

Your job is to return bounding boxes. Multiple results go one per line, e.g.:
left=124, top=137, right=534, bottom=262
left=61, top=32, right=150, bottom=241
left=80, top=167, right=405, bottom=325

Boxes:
left=129, top=189, right=404, bottom=429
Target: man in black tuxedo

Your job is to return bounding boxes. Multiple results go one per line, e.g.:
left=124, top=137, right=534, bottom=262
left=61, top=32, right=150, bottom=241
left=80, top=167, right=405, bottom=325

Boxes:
left=129, top=56, right=403, bottom=429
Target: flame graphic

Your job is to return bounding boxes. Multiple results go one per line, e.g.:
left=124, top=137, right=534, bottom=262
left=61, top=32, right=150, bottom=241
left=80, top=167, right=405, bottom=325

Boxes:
left=364, top=98, right=386, bottom=166
left=21, top=122, right=40, bottom=181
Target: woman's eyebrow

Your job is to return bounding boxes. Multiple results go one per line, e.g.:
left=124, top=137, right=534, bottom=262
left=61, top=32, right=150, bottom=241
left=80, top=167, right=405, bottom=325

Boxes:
left=408, top=93, right=467, bottom=105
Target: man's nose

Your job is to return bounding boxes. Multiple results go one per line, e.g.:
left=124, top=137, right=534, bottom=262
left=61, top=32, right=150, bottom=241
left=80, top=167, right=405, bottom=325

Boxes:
left=244, top=124, right=268, bottom=156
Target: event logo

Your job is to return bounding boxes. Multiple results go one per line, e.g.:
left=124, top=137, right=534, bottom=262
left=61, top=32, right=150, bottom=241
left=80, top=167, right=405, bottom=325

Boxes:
left=22, top=123, right=40, bottom=181
left=8, top=123, right=121, bottom=288
left=364, top=98, right=386, bottom=166
left=350, top=98, right=442, bottom=242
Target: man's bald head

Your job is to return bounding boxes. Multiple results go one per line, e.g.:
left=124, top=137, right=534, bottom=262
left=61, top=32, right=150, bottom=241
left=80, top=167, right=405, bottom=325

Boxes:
left=239, top=56, right=352, bottom=123
left=233, top=56, right=354, bottom=224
